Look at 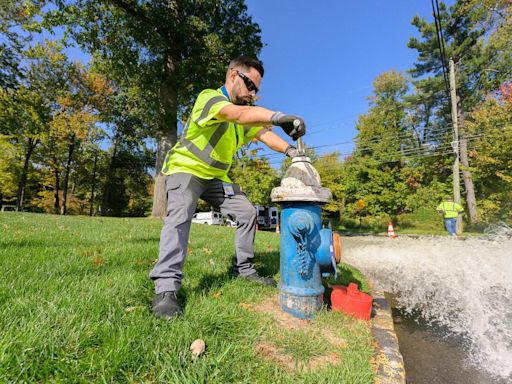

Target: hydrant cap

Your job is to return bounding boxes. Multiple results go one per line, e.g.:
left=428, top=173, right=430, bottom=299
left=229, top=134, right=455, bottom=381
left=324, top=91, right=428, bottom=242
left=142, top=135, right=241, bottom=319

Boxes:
left=271, top=156, right=332, bottom=203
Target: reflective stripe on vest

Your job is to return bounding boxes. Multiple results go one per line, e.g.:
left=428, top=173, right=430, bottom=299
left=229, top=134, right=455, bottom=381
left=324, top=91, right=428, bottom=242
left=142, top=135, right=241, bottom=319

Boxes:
left=180, top=121, right=230, bottom=170
left=195, top=96, right=227, bottom=125
left=165, top=94, right=232, bottom=172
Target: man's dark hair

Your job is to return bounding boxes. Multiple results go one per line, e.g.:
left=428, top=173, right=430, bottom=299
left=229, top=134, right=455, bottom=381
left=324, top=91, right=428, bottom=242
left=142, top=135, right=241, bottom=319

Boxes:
left=229, top=56, right=264, bottom=77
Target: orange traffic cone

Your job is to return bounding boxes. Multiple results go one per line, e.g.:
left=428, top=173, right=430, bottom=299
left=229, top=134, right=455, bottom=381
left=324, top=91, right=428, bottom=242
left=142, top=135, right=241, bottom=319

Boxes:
left=387, top=221, right=397, bottom=238
left=276, top=222, right=280, bottom=234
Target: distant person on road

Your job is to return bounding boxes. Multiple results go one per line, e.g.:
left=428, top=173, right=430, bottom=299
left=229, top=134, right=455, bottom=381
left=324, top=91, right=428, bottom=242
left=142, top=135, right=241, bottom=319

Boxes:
left=150, top=56, right=305, bottom=319
left=437, top=197, right=464, bottom=237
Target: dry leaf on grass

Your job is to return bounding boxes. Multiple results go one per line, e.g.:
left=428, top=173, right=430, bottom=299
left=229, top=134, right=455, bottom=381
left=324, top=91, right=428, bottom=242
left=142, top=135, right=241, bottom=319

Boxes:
left=92, top=256, right=104, bottom=266
left=190, top=339, right=206, bottom=360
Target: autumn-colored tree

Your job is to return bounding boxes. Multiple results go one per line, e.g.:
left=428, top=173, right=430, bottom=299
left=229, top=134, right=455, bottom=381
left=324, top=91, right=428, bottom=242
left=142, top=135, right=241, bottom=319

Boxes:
left=0, top=86, right=49, bottom=210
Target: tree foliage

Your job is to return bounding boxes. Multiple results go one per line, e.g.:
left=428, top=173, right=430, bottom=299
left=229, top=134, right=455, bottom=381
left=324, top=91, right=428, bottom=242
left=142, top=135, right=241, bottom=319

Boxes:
left=45, top=0, right=264, bottom=216
left=229, top=152, right=279, bottom=207
left=465, top=83, right=512, bottom=223
left=1, top=0, right=511, bottom=227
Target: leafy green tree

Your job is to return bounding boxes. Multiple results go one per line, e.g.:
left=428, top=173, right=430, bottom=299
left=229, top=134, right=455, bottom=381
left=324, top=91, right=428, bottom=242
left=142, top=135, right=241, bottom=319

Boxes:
left=348, top=71, right=411, bottom=219
left=93, top=82, right=154, bottom=216
left=313, top=152, right=345, bottom=218
left=0, top=0, right=44, bottom=89
left=47, top=0, right=263, bottom=217
left=0, top=136, right=19, bottom=206
left=456, top=1, right=512, bottom=95
left=465, top=83, right=512, bottom=223
left=407, top=1, right=487, bottom=223
left=0, top=86, right=48, bottom=210
left=356, top=71, right=409, bottom=160
left=229, top=153, right=279, bottom=207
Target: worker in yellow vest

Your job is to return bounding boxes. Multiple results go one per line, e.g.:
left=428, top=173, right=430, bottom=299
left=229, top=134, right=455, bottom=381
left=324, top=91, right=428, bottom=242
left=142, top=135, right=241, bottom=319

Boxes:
left=150, top=56, right=304, bottom=319
left=437, top=197, right=464, bottom=237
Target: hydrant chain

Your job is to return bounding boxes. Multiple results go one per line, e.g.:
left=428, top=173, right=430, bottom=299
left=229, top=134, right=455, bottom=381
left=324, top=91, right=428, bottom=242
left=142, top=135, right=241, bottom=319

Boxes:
left=296, top=238, right=312, bottom=279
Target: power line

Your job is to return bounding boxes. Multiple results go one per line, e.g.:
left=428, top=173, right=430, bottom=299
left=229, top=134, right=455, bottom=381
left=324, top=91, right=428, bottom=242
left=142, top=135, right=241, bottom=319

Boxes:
left=264, top=128, right=511, bottom=167
left=257, top=122, right=512, bottom=163
left=258, top=124, right=455, bottom=156
left=431, top=0, right=451, bottom=97
left=259, top=125, right=454, bottom=160
left=260, top=119, right=511, bottom=160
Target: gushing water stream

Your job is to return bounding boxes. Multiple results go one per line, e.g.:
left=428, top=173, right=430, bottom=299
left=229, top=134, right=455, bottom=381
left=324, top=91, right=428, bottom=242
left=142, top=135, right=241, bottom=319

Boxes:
left=342, top=225, right=512, bottom=381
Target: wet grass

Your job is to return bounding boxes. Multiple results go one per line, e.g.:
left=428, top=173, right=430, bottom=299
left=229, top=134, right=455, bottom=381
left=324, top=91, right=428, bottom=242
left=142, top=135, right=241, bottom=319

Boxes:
left=0, top=212, right=374, bottom=383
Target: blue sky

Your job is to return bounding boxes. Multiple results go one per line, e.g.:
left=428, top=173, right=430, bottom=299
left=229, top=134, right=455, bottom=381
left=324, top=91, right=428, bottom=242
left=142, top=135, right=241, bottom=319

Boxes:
left=245, top=0, right=453, bottom=165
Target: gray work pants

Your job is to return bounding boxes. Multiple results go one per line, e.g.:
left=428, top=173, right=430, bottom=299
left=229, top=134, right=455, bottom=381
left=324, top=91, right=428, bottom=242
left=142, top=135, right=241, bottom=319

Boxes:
left=150, top=173, right=257, bottom=293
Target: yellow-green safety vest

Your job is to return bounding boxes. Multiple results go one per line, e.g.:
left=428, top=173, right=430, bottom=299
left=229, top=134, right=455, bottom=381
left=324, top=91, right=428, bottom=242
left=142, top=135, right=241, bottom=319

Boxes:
left=436, top=201, right=464, bottom=218
left=162, top=88, right=263, bottom=182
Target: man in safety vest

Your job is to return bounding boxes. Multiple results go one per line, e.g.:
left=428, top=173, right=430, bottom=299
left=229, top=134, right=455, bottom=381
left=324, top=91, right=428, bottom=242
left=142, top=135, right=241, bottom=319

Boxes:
left=150, top=56, right=304, bottom=319
left=437, top=197, right=464, bottom=237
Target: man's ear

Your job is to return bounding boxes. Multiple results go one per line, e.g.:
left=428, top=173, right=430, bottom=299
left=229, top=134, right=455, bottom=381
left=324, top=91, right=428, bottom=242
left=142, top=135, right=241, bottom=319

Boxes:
left=229, top=68, right=237, bottom=83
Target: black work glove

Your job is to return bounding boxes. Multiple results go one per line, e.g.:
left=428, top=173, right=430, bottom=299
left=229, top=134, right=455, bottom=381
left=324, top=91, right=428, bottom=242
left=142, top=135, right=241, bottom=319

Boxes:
left=271, top=112, right=306, bottom=140
left=284, top=145, right=298, bottom=158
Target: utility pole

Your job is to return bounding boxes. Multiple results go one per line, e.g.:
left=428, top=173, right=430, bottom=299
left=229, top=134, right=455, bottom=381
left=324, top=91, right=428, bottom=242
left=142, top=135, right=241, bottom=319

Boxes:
left=449, top=59, right=462, bottom=234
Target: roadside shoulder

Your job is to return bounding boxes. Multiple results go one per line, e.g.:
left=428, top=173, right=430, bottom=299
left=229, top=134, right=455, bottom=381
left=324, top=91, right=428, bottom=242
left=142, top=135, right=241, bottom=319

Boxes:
left=371, top=288, right=406, bottom=384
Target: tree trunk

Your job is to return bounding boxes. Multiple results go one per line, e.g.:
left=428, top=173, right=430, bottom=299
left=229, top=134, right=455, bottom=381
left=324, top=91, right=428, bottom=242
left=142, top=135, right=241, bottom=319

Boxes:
left=52, top=153, right=60, bottom=214
left=61, top=135, right=76, bottom=215
left=90, top=151, right=98, bottom=216
left=339, top=197, right=345, bottom=221
left=16, top=137, right=39, bottom=211
left=101, top=133, right=119, bottom=216
left=151, top=46, right=179, bottom=218
left=53, top=167, right=60, bottom=214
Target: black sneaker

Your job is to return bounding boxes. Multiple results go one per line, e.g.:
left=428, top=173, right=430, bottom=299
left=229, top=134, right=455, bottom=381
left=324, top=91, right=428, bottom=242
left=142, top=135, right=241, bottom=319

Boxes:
left=152, top=291, right=182, bottom=319
left=240, top=272, right=277, bottom=287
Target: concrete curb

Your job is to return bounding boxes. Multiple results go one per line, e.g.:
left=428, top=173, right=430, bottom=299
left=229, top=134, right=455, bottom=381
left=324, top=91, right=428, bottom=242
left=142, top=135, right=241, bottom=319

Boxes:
left=371, top=289, right=406, bottom=384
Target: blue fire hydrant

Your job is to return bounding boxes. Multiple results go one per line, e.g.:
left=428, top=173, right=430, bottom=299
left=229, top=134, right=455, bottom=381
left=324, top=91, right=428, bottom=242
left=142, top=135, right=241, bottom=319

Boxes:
left=271, top=154, right=341, bottom=319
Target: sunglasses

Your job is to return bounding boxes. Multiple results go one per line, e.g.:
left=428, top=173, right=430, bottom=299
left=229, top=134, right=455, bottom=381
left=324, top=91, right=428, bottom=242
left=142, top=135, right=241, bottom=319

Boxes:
left=235, top=70, right=259, bottom=93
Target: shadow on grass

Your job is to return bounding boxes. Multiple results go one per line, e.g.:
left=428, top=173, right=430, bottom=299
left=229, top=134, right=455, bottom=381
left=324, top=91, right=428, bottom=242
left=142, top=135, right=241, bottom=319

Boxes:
left=254, top=251, right=280, bottom=277
left=190, top=250, right=280, bottom=297
left=126, top=236, right=160, bottom=244
left=196, top=269, right=232, bottom=294
left=0, top=239, right=70, bottom=248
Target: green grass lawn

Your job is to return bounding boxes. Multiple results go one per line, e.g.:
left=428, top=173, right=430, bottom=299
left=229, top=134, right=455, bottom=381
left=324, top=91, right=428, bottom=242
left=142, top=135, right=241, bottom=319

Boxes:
left=334, top=208, right=483, bottom=237
left=0, top=212, right=374, bottom=383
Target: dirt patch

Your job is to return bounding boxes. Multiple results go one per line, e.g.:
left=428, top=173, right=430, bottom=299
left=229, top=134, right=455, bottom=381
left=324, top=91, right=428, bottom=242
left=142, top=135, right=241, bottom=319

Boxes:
left=255, top=341, right=342, bottom=373
left=308, top=353, right=342, bottom=370
left=255, top=342, right=297, bottom=372
left=244, top=295, right=347, bottom=373
left=253, top=295, right=312, bottom=331
left=319, top=328, right=348, bottom=349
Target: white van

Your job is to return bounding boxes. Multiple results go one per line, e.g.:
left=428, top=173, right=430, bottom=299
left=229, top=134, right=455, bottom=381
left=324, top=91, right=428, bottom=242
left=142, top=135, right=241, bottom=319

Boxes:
left=192, top=211, right=224, bottom=225
left=255, top=205, right=279, bottom=229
